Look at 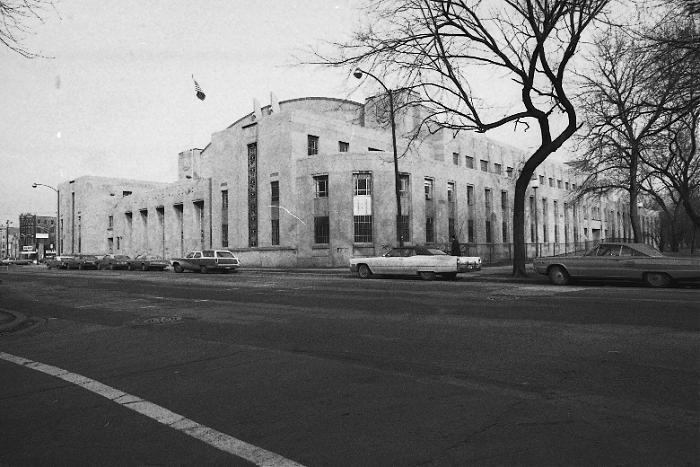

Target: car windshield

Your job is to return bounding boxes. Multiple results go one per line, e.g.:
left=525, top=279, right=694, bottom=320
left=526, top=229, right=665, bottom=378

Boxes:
left=216, top=251, right=235, bottom=258
left=115, top=255, right=130, bottom=260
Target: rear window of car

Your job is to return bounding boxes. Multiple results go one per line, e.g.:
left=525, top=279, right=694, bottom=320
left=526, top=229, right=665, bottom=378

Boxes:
left=216, top=251, right=235, bottom=258
left=202, top=250, right=215, bottom=258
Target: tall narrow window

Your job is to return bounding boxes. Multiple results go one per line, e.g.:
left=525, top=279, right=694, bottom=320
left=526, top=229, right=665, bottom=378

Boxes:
left=447, top=182, right=455, bottom=203
left=314, top=175, right=328, bottom=198
left=468, top=219, right=475, bottom=242
left=338, top=141, right=349, bottom=152
left=221, top=190, right=229, bottom=248
left=308, top=135, right=319, bottom=155
left=271, top=181, right=280, bottom=245
left=398, top=215, right=410, bottom=243
left=248, top=142, right=258, bottom=247
left=480, top=160, right=489, bottom=172
left=485, top=219, right=492, bottom=243
left=108, top=215, right=113, bottom=229
left=465, top=156, right=475, bottom=169
left=399, top=174, right=410, bottom=196
left=452, top=152, right=459, bottom=165
left=494, top=163, right=502, bottom=175
left=353, top=172, right=372, bottom=243
left=424, top=178, right=434, bottom=200
left=484, top=188, right=492, bottom=212
left=467, top=185, right=474, bottom=206
left=425, top=217, right=434, bottom=243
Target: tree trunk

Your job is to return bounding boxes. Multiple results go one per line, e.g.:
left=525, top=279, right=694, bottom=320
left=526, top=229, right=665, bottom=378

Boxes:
left=629, top=190, right=642, bottom=242
left=512, top=174, right=529, bottom=276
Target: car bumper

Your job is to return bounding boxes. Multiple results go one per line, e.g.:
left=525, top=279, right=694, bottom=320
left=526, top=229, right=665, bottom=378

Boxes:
left=458, top=263, right=481, bottom=272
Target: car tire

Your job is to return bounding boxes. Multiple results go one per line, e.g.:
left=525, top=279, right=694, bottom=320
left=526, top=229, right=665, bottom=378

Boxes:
left=200, top=266, right=208, bottom=274
left=644, top=272, right=671, bottom=288
left=357, top=264, right=372, bottom=279
left=419, top=271, right=436, bottom=281
left=548, top=265, right=570, bottom=285
left=173, top=263, right=183, bottom=273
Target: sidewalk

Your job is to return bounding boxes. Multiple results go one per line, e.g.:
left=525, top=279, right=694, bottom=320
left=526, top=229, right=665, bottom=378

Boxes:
left=243, top=263, right=547, bottom=283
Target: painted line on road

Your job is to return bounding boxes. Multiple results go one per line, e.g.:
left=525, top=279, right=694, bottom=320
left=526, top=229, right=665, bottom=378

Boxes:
left=0, top=351, right=305, bottom=467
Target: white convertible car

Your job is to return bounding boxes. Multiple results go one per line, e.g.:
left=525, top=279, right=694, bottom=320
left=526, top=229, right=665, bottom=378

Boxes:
left=349, top=246, right=482, bottom=280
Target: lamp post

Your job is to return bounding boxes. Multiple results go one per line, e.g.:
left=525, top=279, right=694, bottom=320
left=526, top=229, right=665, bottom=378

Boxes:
left=353, top=67, right=404, bottom=247
left=4, top=220, right=10, bottom=259
left=32, top=183, right=60, bottom=256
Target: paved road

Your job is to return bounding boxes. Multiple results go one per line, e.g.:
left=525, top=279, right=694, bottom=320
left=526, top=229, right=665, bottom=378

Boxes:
left=1, top=267, right=698, bottom=466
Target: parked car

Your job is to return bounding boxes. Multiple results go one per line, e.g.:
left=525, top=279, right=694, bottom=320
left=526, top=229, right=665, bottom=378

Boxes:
left=533, top=242, right=700, bottom=287
left=127, top=254, right=169, bottom=271
left=349, top=245, right=482, bottom=280
left=46, top=255, right=75, bottom=269
left=71, top=254, right=100, bottom=270
left=170, top=250, right=240, bottom=273
left=97, top=254, right=131, bottom=270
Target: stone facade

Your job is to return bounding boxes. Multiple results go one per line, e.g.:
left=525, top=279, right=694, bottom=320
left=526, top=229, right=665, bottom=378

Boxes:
left=57, top=96, right=658, bottom=265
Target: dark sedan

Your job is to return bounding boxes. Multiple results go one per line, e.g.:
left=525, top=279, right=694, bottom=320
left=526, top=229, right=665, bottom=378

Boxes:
left=533, top=242, right=700, bottom=287
left=127, top=254, right=169, bottom=271
left=98, top=254, right=131, bottom=270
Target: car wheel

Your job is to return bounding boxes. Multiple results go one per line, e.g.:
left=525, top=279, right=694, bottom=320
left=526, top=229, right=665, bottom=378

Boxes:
left=548, top=265, right=570, bottom=285
left=357, top=264, right=372, bottom=279
left=200, top=266, right=208, bottom=274
left=644, top=272, right=671, bottom=288
left=419, top=271, right=436, bottom=281
left=442, top=272, right=458, bottom=281
left=173, top=263, right=183, bottom=273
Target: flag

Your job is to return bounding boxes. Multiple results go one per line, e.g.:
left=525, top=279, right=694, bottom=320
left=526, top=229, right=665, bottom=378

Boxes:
left=192, top=75, right=206, bottom=101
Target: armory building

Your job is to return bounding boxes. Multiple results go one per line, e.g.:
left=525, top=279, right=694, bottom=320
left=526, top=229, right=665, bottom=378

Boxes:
left=56, top=96, right=657, bottom=267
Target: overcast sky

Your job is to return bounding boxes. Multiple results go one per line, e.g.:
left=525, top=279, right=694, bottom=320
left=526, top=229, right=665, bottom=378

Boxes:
left=1, top=0, right=555, bottom=224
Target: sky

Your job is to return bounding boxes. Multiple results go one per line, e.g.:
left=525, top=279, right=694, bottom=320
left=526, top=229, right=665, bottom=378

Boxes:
left=0, top=0, right=558, bottom=225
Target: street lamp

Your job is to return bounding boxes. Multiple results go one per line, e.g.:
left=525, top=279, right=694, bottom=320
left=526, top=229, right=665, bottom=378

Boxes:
left=353, top=67, right=404, bottom=247
left=32, top=182, right=60, bottom=256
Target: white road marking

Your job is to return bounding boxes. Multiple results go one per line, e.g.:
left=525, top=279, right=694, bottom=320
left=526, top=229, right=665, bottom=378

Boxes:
left=0, top=351, right=305, bottom=467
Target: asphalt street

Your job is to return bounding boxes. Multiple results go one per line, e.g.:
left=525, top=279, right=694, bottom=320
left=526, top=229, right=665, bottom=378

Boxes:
left=0, top=266, right=698, bottom=466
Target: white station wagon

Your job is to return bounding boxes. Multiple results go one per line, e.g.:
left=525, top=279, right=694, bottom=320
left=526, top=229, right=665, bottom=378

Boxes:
left=350, top=246, right=481, bottom=280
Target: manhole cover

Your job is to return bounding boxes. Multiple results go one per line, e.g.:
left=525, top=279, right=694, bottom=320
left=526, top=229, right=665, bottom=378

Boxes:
left=142, top=316, right=183, bottom=325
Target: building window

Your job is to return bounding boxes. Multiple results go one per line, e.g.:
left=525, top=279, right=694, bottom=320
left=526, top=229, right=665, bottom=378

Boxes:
left=480, top=160, right=489, bottom=172
left=565, top=181, right=570, bottom=190
left=339, top=141, right=349, bottom=152
left=314, top=216, right=329, bottom=243
left=572, top=183, right=577, bottom=190
left=484, top=188, right=492, bottom=212
left=485, top=220, right=492, bottom=243
left=314, top=175, right=328, bottom=198
left=549, top=177, right=554, bottom=187
left=424, top=178, right=434, bottom=200
left=502, top=221, right=508, bottom=242
left=108, top=215, right=113, bottom=229
left=271, top=219, right=280, bottom=245
left=467, top=184, right=474, bottom=206
left=447, top=182, right=455, bottom=202
left=398, top=215, right=410, bottom=242
left=557, top=179, right=563, bottom=189
left=494, top=163, right=502, bottom=175
left=353, top=172, right=372, bottom=196
left=353, top=215, right=373, bottom=243
left=468, top=219, right=475, bottom=242
left=452, top=152, right=459, bottom=165
left=539, top=175, right=545, bottom=185
left=448, top=217, right=455, bottom=238
left=425, top=217, right=434, bottom=243
left=399, top=174, right=410, bottom=196
left=308, top=135, right=319, bottom=155
left=221, top=190, right=229, bottom=248
left=501, top=190, right=508, bottom=212
left=465, top=156, right=474, bottom=169
left=506, top=166, right=514, bottom=178
left=248, top=142, right=258, bottom=248
left=271, top=181, right=279, bottom=203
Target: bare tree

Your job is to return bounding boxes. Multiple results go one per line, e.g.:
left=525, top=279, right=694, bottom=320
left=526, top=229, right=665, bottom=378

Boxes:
left=318, top=0, right=610, bottom=276
left=572, top=26, right=683, bottom=241
left=0, top=0, right=55, bottom=58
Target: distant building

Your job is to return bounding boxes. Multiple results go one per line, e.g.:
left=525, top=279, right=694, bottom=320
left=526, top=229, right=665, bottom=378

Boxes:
left=58, top=95, right=658, bottom=266
left=18, top=213, right=57, bottom=261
